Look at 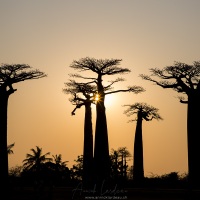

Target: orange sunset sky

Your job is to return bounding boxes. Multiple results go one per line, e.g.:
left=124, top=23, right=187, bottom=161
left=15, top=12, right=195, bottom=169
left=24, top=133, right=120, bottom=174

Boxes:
left=1, top=0, right=200, bottom=176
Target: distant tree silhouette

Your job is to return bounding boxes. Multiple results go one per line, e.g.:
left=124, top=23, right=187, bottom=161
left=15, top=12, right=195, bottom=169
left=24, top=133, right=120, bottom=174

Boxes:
left=63, top=80, right=96, bottom=187
left=124, top=103, right=162, bottom=184
left=110, top=147, right=131, bottom=182
left=140, top=61, right=200, bottom=187
left=22, top=146, right=52, bottom=175
left=0, top=64, right=46, bottom=187
left=9, top=165, right=23, bottom=177
left=52, top=154, right=68, bottom=167
left=48, top=154, right=69, bottom=185
left=110, top=149, right=120, bottom=180
left=118, top=147, right=131, bottom=180
left=71, top=155, right=83, bottom=181
left=69, top=57, right=144, bottom=183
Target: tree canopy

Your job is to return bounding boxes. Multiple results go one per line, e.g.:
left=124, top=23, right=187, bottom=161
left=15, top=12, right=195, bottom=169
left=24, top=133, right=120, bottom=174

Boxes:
left=140, top=61, right=200, bottom=103
left=123, top=102, right=163, bottom=122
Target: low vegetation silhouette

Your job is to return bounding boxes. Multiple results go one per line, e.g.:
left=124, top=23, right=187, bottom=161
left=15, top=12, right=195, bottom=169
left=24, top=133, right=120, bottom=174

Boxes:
left=21, top=146, right=70, bottom=185
left=6, top=146, right=193, bottom=199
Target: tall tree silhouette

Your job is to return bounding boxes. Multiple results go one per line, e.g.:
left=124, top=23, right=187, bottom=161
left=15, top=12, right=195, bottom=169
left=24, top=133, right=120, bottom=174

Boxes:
left=69, top=57, right=144, bottom=183
left=0, top=64, right=46, bottom=187
left=140, top=61, right=200, bottom=187
left=63, top=80, right=96, bottom=187
left=124, top=103, right=162, bottom=183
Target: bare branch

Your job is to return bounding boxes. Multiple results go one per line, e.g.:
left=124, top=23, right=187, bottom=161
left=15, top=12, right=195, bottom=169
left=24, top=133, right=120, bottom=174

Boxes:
left=71, top=103, right=85, bottom=115
left=105, top=86, right=145, bottom=95
left=104, top=78, right=125, bottom=91
left=69, top=73, right=96, bottom=81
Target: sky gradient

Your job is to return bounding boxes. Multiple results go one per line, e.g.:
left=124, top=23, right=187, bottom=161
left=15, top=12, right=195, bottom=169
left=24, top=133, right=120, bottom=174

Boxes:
left=1, top=0, right=200, bottom=176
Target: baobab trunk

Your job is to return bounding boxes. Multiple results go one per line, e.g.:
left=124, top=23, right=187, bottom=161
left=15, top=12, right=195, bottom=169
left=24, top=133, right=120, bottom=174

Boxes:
left=0, top=90, right=9, bottom=187
left=94, top=76, right=110, bottom=184
left=94, top=96, right=110, bottom=183
left=83, top=103, right=94, bottom=188
left=133, top=111, right=144, bottom=183
left=187, top=90, right=200, bottom=188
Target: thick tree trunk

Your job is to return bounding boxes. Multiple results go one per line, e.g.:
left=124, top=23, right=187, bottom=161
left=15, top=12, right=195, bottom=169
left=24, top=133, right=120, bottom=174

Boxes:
left=133, top=112, right=144, bottom=183
left=83, top=103, right=94, bottom=188
left=187, top=90, right=200, bottom=188
left=0, top=91, right=9, bottom=188
left=94, top=75, right=110, bottom=189
left=94, top=96, right=110, bottom=184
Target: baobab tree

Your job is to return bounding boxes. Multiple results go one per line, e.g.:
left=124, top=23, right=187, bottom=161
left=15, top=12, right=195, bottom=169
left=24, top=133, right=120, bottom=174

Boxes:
left=63, top=80, right=96, bottom=187
left=69, top=57, right=144, bottom=183
left=0, top=64, right=46, bottom=187
left=124, top=102, right=162, bottom=183
left=140, top=61, right=200, bottom=187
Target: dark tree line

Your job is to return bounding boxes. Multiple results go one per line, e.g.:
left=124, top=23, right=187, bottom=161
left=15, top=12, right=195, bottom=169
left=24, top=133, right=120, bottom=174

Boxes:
left=7, top=145, right=187, bottom=192
left=7, top=145, right=132, bottom=188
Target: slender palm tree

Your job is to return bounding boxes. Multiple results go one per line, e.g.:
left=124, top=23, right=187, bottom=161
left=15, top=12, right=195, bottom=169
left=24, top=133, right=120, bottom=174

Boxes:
left=124, top=103, right=162, bottom=183
left=23, top=146, right=52, bottom=174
